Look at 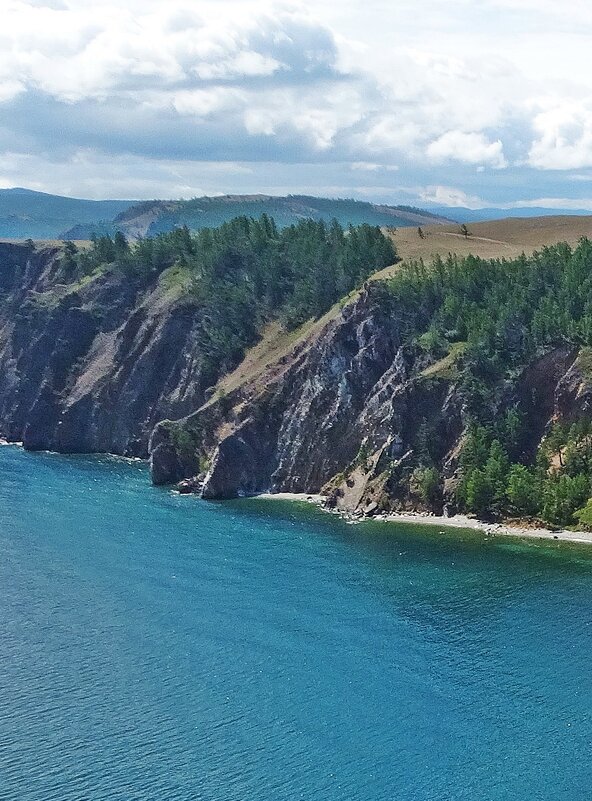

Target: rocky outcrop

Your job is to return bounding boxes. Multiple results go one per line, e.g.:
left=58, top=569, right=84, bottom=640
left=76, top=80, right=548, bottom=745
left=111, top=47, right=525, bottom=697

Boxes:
left=150, top=285, right=590, bottom=515
left=0, top=243, right=228, bottom=456
left=149, top=285, right=464, bottom=509
left=4, top=242, right=592, bottom=516
left=555, top=349, right=592, bottom=422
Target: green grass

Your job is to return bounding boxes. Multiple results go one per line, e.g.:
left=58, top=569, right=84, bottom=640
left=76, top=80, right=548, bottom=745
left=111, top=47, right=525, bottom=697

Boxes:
left=25, top=265, right=109, bottom=311
left=576, top=347, right=592, bottom=383
left=158, top=264, right=195, bottom=297
left=420, top=342, right=467, bottom=381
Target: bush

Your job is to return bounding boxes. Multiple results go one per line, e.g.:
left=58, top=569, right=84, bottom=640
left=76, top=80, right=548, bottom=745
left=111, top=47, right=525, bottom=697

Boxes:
left=414, top=466, right=441, bottom=507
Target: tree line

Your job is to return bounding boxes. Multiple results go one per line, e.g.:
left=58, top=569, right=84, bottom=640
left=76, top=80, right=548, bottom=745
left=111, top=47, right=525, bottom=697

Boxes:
left=63, top=214, right=396, bottom=386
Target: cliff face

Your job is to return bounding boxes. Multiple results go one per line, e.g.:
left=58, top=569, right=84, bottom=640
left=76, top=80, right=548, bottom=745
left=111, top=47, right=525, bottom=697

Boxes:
left=150, top=284, right=464, bottom=509
left=150, top=286, right=409, bottom=492
left=0, top=243, right=219, bottom=456
left=4, top=243, right=592, bottom=516
left=150, top=284, right=588, bottom=515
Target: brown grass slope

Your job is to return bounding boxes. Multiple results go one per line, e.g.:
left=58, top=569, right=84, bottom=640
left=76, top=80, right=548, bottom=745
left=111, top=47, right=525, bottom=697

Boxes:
left=389, top=214, right=592, bottom=264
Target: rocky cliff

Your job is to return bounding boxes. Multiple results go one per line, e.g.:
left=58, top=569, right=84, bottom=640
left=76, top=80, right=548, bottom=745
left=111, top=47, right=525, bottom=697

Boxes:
left=4, top=241, right=592, bottom=519
left=0, top=243, right=228, bottom=456
left=149, top=281, right=590, bottom=516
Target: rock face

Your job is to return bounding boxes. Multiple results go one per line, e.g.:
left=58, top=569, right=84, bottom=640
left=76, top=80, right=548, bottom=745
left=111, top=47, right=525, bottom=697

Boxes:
left=150, top=284, right=590, bottom=515
left=149, top=286, right=407, bottom=494
left=150, top=284, right=464, bottom=511
left=0, top=243, right=221, bottom=456
left=3, top=242, right=592, bottom=515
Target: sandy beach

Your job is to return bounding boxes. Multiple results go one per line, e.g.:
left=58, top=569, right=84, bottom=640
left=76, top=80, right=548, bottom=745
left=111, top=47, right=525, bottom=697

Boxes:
left=258, top=491, right=325, bottom=504
left=257, top=492, right=592, bottom=546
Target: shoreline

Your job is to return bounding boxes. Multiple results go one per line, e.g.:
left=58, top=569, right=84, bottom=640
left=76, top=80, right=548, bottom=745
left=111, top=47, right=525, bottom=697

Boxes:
left=257, top=492, right=592, bottom=546
left=3, top=442, right=591, bottom=546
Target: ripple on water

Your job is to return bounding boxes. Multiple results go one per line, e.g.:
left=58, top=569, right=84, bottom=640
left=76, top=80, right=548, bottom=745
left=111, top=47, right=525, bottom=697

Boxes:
left=1, top=446, right=592, bottom=801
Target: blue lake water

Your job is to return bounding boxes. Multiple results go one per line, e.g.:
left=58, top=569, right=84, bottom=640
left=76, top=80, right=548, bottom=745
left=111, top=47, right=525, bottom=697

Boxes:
left=1, top=445, right=592, bottom=800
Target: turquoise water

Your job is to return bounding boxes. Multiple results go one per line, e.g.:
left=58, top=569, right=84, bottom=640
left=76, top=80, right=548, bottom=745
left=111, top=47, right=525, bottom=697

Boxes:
left=1, top=446, right=592, bottom=800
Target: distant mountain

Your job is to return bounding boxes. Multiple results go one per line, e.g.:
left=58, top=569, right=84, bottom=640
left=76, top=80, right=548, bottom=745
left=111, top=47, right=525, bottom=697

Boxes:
left=427, top=205, right=592, bottom=224
left=64, top=194, right=453, bottom=240
left=4, top=188, right=592, bottom=240
left=0, top=189, right=453, bottom=241
left=0, top=188, right=132, bottom=240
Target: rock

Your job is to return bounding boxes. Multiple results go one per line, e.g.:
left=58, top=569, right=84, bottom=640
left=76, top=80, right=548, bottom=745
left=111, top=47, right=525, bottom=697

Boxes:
left=3, top=244, right=590, bottom=521
left=0, top=243, right=230, bottom=457
left=150, top=289, right=588, bottom=518
left=177, top=477, right=202, bottom=494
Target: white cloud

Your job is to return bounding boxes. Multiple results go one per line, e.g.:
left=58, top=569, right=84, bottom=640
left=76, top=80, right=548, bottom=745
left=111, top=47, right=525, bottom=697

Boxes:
left=513, top=196, right=592, bottom=210
left=528, top=102, right=592, bottom=170
left=2, top=0, right=592, bottom=204
left=0, top=149, right=257, bottom=199
left=427, top=131, right=507, bottom=169
left=172, top=88, right=246, bottom=119
left=0, top=2, right=337, bottom=101
left=350, top=162, right=399, bottom=172
left=419, top=186, right=487, bottom=209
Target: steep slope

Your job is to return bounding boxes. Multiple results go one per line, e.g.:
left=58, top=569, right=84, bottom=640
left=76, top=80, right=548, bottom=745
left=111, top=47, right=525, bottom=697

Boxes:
left=0, top=243, right=218, bottom=455
left=150, top=282, right=588, bottom=517
left=0, top=219, right=395, bottom=456
left=6, top=225, right=592, bottom=528
left=150, top=238, right=592, bottom=531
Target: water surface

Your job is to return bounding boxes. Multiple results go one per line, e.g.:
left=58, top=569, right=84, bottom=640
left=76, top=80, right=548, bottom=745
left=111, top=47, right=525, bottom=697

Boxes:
left=1, top=446, right=591, bottom=800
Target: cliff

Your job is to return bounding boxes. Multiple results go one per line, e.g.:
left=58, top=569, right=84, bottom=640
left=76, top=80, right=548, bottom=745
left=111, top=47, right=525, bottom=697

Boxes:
left=4, top=238, right=592, bottom=524
left=149, top=282, right=590, bottom=516
left=0, top=243, right=225, bottom=455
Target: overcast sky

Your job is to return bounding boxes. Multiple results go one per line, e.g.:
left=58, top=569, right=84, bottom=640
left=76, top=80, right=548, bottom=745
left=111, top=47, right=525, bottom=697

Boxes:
left=3, top=0, right=592, bottom=207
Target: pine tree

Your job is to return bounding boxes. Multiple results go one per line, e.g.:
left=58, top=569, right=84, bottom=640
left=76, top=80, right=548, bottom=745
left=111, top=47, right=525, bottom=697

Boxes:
left=506, top=465, right=540, bottom=517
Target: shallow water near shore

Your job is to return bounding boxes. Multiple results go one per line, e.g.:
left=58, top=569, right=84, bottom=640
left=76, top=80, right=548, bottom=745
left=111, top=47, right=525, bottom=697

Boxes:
left=1, top=445, right=592, bottom=800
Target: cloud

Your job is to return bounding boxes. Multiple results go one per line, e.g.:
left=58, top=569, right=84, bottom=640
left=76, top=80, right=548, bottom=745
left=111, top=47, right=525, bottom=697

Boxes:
left=0, top=2, right=342, bottom=101
left=427, top=131, right=507, bottom=169
left=350, top=162, right=399, bottom=172
left=2, top=0, right=592, bottom=205
left=0, top=1, right=372, bottom=167
left=513, top=196, right=592, bottom=210
left=528, top=102, right=592, bottom=170
left=419, top=186, right=487, bottom=209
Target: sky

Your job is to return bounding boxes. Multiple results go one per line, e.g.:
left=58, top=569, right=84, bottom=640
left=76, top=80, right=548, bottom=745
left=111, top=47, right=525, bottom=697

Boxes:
left=3, top=0, right=592, bottom=208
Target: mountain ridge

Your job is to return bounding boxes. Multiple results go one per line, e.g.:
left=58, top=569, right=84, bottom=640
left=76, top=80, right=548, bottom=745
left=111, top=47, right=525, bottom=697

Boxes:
left=0, top=187, right=454, bottom=240
left=66, top=194, right=454, bottom=240
left=4, top=187, right=592, bottom=241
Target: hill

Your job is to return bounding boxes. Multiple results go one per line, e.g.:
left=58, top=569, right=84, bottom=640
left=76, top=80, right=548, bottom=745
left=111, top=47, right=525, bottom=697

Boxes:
left=4, top=187, right=592, bottom=242
left=6, top=218, right=592, bottom=531
left=388, top=215, right=592, bottom=265
left=0, top=188, right=132, bottom=240
left=0, top=219, right=394, bottom=456
left=427, top=205, right=592, bottom=223
left=0, top=188, right=452, bottom=240
left=67, top=195, right=452, bottom=240
left=152, top=235, right=592, bottom=533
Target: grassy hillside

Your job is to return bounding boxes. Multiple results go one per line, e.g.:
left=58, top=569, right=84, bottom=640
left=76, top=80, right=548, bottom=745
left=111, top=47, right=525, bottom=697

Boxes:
left=389, top=215, right=592, bottom=265
left=175, top=213, right=592, bottom=405
left=68, top=216, right=396, bottom=379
